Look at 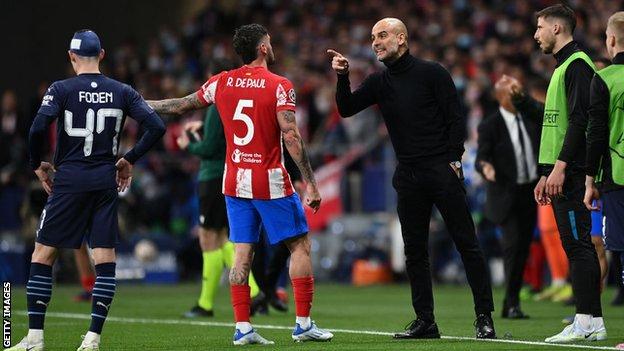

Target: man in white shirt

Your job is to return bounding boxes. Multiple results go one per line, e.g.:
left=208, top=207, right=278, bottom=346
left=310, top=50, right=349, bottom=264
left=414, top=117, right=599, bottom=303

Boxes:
left=476, top=75, right=541, bottom=319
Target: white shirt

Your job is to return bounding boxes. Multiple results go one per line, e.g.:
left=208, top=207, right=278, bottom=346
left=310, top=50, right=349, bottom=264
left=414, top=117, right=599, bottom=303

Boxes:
left=499, top=107, right=538, bottom=184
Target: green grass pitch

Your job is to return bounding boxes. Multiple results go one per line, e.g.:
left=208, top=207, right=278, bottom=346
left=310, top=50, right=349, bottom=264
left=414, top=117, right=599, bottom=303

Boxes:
left=6, top=283, right=623, bottom=350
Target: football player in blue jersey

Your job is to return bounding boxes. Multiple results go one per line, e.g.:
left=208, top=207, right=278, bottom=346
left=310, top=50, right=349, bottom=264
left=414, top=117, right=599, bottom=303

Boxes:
left=7, top=29, right=166, bottom=351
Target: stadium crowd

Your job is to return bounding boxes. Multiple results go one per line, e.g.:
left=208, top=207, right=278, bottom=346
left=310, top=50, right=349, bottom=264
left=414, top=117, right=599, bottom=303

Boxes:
left=1, top=0, right=623, bottom=283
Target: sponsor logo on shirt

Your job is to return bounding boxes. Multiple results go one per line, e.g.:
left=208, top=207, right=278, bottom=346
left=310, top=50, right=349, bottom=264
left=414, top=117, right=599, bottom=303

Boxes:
left=231, top=149, right=262, bottom=164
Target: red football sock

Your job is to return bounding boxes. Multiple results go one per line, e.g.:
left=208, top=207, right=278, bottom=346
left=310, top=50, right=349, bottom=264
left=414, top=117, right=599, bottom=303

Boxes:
left=292, top=276, right=314, bottom=317
left=230, top=284, right=251, bottom=322
left=81, top=275, right=95, bottom=292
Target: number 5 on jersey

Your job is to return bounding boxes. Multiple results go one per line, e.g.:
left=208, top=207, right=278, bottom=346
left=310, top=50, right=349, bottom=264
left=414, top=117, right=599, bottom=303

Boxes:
left=64, top=108, right=123, bottom=156
left=233, top=99, right=254, bottom=146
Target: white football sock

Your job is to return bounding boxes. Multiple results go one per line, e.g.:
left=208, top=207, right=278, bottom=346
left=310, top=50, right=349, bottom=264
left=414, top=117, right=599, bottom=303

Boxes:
left=592, top=317, right=605, bottom=330
left=296, top=316, right=311, bottom=329
left=236, top=322, right=253, bottom=334
left=27, top=329, right=43, bottom=342
left=83, top=331, right=100, bottom=344
left=575, top=314, right=592, bottom=332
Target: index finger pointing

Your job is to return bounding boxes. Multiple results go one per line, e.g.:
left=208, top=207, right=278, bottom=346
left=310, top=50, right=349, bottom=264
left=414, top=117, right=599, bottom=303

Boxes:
left=326, top=49, right=343, bottom=58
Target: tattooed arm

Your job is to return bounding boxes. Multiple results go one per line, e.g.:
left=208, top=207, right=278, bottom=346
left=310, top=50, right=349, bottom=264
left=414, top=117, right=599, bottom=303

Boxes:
left=146, top=92, right=205, bottom=115
left=277, top=110, right=321, bottom=213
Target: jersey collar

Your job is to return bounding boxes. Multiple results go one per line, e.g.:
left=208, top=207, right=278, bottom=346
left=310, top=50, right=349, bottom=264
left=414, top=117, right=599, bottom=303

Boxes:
left=554, top=40, right=580, bottom=67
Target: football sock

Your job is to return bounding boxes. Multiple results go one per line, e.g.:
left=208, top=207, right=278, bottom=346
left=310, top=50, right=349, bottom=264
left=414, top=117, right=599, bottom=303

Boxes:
left=575, top=314, right=592, bottom=332
left=222, top=241, right=235, bottom=268
left=292, top=276, right=313, bottom=328
left=231, top=284, right=251, bottom=323
left=198, top=249, right=223, bottom=310
left=236, top=322, right=253, bottom=334
left=81, top=274, right=95, bottom=293
left=89, top=262, right=116, bottom=334
left=27, top=263, right=53, bottom=330
left=592, top=316, right=605, bottom=330
left=249, top=274, right=260, bottom=298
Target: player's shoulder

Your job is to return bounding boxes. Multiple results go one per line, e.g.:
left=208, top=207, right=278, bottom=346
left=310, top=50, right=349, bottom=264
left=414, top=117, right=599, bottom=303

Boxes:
left=211, top=69, right=233, bottom=81
left=263, top=69, right=291, bottom=85
left=200, top=70, right=230, bottom=89
left=48, top=77, right=75, bottom=93
left=99, top=75, right=132, bottom=91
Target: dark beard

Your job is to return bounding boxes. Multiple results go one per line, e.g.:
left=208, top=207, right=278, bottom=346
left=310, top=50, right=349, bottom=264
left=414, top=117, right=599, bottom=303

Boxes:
left=267, top=51, right=275, bottom=65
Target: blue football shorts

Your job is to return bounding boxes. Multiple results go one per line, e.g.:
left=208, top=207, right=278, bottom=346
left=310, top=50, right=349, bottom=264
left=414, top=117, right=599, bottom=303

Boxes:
left=225, top=193, right=309, bottom=245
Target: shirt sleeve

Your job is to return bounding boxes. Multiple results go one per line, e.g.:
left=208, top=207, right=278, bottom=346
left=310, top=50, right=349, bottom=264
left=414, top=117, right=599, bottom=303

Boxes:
left=196, top=73, right=223, bottom=106
left=586, top=74, right=610, bottom=177
left=30, top=82, right=64, bottom=169
left=432, top=63, right=465, bottom=162
left=37, top=82, right=63, bottom=117
left=475, top=117, right=494, bottom=176
left=123, top=86, right=166, bottom=163
left=276, top=78, right=296, bottom=112
left=335, top=73, right=378, bottom=117
left=511, top=94, right=545, bottom=126
left=29, top=113, right=57, bottom=170
left=558, top=59, right=594, bottom=164
left=187, top=106, right=226, bottom=160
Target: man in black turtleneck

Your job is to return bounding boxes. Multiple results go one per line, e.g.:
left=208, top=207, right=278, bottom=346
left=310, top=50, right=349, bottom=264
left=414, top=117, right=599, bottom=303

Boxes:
left=327, top=17, right=495, bottom=340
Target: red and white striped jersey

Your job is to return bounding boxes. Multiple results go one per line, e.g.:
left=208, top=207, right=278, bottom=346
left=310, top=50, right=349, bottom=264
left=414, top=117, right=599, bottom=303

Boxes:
left=196, top=65, right=296, bottom=199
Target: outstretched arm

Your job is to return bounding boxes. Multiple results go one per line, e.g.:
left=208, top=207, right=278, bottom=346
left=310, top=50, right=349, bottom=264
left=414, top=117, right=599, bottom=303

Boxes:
left=277, top=109, right=321, bottom=212
left=327, top=49, right=377, bottom=117
left=146, top=92, right=205, bottom=115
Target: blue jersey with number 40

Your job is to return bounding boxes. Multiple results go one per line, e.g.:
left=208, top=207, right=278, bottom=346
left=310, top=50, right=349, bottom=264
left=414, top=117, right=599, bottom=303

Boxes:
left=33, top=73, right=163, bottom=193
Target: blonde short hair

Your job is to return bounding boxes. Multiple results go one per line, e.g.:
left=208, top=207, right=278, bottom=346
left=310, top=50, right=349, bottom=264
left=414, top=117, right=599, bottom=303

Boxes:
left=607, top=11, right=624, bottom=46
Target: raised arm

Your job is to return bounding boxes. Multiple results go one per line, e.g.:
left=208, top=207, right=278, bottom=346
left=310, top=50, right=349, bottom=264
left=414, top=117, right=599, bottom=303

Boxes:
left=277, top=109, right=321, bottom=212
left=327, top=49, right=377, bottom=117
left=146, top=92, right=205, bottom=115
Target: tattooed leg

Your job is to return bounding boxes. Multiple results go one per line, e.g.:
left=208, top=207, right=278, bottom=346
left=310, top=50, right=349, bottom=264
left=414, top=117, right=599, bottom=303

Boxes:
left=229, top=243, right=254, bottom=285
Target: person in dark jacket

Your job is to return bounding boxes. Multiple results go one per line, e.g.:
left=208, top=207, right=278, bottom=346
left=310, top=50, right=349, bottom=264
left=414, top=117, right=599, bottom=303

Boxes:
left=476, top=75, right=541, bottom=319
left=327, top=17, right=495, bottom=340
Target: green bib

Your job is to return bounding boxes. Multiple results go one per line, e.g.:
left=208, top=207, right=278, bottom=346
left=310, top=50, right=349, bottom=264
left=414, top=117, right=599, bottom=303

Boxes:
left=597, top=64, right=624, bottom=185
left=539, top=51, right=596, bottom=165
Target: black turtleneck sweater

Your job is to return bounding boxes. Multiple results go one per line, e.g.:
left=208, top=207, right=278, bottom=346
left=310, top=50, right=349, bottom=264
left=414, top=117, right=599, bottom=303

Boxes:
left=335, top=51, right=464, bottom=165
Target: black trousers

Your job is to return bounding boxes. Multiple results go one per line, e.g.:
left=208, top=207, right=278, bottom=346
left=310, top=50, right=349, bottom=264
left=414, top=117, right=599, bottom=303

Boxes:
left=500, top=183, right=537, bottom=309
left=393, top=162, right=494, bottom=321
left=551, top=172, right=602, bottom=316
left=252, top=237, right=290, bottom=299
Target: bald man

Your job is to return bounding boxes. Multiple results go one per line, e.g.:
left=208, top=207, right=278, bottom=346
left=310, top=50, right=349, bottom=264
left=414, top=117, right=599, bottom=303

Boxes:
left=476, top=75, right=541, bottom=320
left=328, top=18, right=496, bottom=339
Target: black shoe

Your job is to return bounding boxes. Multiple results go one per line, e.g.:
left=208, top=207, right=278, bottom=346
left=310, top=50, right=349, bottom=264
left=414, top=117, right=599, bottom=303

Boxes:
left=183, top=305, right=214, bottom=318
left=393, top=319, right=441, bottom=339
left=501, top=306, right=529, bottom=319
left=474, top=314, right=496, bottom=339
left=612, top=288, right=624, bottom=306
left=250, top=292, right=268, bottom=316
left=268, top=296, right=288, bottom=312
